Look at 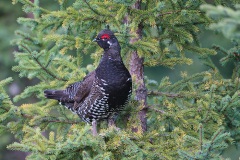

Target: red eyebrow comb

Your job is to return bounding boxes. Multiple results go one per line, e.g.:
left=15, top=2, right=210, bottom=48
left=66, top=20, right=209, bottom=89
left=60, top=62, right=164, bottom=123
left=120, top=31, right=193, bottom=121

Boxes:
left=101, top=34, right=110, bottom=39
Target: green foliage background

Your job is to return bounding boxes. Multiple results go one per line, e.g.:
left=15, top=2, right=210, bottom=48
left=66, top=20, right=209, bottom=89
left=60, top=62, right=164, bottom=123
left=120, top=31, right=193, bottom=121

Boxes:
left=0, top=0, right=240, bottom=159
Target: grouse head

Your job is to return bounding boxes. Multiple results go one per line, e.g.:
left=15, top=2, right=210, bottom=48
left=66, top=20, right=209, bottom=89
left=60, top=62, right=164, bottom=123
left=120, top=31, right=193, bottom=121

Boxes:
left=93, top=29, right=119, bottom=50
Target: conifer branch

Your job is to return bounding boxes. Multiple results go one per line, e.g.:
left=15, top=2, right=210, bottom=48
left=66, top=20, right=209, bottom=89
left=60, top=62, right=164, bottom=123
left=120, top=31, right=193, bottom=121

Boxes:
left=212, top=45, right=228, bottom=55
left=199, top=124, right=203, bottom=151
left=83, top=0, right=100, bottom=15
left=222, top=112, right=235, bottom=125
left=159, top=10, right=182, bottom=16
left=158, top=8, right=203, bottom=17
left=20, top=45, right=67, bottom=82
left=205, top=128, right=224, bottom=158
left=20, top=112, right=32, bottom=119
left=148, top=91, right=184, bottom=98
left=175, top=21, right=207, bottom=27
left=148, top=91, right=202, bottom=98
left=42, top=119, right=80, bottom=124
left=45, top=59, right=52, bottom=68
left=20, top=111, right=79, bottom=124
left=234, top=63, right=240, bottom=92
left=147, top=106, right=165, bottom=114
left=202, top=86, right=214, bottom=123
left=18, top=0, right=50, bottom=14
left=0, top=106, right=9, bottom=112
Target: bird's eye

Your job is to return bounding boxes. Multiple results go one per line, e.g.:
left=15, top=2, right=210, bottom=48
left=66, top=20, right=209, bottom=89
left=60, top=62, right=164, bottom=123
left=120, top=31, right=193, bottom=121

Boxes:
left=100, top=34, right=110, bottom=40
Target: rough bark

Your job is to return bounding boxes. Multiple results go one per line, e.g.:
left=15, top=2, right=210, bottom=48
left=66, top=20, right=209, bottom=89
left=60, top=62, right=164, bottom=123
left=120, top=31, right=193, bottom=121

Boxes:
left=129, top=0, right=148, bottom=132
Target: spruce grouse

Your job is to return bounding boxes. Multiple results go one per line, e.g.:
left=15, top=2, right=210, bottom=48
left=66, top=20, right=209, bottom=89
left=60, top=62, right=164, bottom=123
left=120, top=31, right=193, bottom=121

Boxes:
left=44, top=29, right=132, bottom=136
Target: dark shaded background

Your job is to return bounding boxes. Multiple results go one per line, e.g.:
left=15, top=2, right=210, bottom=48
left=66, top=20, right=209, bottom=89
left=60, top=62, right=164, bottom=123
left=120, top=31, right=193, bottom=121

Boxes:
left=0, top=0, right=238, bottom=159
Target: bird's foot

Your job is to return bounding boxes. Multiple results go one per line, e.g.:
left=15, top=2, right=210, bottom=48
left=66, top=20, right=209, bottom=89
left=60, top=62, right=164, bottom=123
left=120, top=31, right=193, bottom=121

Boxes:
left=108, top=118, right=120, bottom=131
left=92, top=120, right=98, bottom=136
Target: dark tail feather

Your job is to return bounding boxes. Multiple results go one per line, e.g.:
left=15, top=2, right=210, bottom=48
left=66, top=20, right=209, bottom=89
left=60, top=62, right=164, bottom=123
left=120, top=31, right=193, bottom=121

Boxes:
left=44, top=90, right=75, bottom=110
left=44, top=90, right=66, bottom=101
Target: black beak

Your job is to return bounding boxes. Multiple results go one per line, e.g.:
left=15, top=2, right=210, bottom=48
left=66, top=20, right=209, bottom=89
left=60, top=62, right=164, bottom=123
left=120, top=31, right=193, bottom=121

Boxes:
left=93, top=38, right=98, bottom=42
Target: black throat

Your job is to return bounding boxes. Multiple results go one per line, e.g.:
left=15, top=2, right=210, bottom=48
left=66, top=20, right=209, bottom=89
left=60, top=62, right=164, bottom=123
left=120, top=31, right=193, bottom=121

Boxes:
left=102, top=43, right=122, bottom=62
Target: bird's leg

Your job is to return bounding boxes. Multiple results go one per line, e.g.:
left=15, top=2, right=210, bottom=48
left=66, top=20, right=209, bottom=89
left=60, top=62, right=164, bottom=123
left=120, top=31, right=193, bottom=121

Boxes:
left=108, top=118, right=115, bottom=128
left=92, top=120, right=98, bottom=136
left=108, top=113, right=120, bottom=131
